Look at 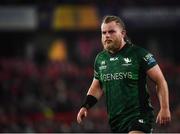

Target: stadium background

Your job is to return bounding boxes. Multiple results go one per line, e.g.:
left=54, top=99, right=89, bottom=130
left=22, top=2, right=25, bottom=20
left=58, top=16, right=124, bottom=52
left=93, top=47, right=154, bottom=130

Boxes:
left=0, top=0, right=180, bottom=132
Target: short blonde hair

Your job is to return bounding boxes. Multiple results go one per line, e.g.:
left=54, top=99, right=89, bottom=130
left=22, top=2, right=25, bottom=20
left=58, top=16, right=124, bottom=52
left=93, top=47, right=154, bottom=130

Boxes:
left=102, top=15, right=126, bottom=30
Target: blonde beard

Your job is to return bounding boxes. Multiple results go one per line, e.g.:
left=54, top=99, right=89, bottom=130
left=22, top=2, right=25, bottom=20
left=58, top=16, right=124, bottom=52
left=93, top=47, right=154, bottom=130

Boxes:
left=104, top=42, right=121, bottom=54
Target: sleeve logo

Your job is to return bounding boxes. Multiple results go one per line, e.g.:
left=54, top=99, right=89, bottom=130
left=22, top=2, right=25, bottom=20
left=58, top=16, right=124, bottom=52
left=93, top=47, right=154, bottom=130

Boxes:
left=143, top=53, right=156, bottom=65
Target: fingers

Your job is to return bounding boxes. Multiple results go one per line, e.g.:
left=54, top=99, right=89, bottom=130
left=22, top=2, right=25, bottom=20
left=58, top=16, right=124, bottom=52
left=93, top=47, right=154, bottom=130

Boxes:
left=163, top=117, right=171, bottom=124
left=77, top=108, right=88, bottom=124
left=77, top=112, right=83, bottom=124
left=77, top=113, right=81, bottom=124
left=156, top=115, right=159, bottom=123
left=84, top=111, right=87, bottom=117
left=156, top=116, right=171, bottom=125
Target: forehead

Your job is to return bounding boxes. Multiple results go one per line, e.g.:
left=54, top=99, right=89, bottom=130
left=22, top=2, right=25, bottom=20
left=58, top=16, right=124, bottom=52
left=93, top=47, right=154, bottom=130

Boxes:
left=101, top=21, right=122, bottom=31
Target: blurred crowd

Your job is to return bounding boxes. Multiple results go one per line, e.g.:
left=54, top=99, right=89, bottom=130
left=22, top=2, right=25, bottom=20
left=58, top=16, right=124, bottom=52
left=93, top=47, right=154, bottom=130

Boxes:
left=0, top=35, right=110, bottom=132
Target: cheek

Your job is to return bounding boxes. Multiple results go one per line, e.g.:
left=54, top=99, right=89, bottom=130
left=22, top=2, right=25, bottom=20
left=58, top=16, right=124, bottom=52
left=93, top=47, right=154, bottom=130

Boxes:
left=120, top=33, right=125, bottom=38
left=117, top=34, right=123, bottom=40
left=101, top=36, right=103, bottom=41
left=101, top=37, right=104, bottom=44
left=101, top=36, right=105, bottom=41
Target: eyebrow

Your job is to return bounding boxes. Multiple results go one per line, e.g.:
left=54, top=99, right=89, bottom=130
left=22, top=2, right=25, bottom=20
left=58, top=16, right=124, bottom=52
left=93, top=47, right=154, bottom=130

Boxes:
left=102, top=30, right=116, bottom=34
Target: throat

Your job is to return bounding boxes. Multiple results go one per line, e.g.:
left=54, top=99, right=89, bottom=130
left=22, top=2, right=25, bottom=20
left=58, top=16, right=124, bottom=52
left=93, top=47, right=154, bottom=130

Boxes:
left=108, top=49, right=120, bottom=54
left=108, top=44, right=124, bottom=54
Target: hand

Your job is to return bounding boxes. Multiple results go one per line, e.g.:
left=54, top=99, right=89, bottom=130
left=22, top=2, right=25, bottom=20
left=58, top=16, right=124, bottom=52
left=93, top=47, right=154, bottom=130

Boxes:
left=77, top=107, right=88, bottom=124
left=156, top=108, right=171, bottom=125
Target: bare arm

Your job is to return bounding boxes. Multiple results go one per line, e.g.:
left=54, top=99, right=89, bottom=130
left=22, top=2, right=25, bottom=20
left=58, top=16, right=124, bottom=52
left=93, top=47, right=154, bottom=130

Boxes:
left=77, top=78, right=103, bottom=124
left=147, top=65, right=171, bottom=125
left=87, top=78, right=103, bottom=99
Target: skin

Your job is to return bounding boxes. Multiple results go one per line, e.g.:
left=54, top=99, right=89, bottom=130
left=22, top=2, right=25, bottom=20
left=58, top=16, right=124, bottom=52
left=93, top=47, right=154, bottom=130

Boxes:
left=147, top=65, right=171, bottom=125
left=101, top=21, right=126, bottom=54
left=77, top=21, right=171, bottom=133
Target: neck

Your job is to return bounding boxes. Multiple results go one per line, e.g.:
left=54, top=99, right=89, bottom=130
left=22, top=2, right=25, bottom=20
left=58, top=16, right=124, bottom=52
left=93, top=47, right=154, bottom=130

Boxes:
left=119, top=40, right=126, bottom=50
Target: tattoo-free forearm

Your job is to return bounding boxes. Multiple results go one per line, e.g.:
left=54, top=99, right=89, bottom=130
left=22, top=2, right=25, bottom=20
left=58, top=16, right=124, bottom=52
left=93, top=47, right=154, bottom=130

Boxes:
left=156, top=80, right=169, bottom=109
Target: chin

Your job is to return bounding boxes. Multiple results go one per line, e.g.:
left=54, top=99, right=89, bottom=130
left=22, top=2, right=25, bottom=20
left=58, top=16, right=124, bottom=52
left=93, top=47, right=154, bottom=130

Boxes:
left=105, top=47, right=113, bottom=52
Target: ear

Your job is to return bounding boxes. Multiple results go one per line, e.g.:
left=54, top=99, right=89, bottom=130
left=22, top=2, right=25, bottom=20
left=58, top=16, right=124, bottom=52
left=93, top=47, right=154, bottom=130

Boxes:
left=121, top=30, right=126, bottom=38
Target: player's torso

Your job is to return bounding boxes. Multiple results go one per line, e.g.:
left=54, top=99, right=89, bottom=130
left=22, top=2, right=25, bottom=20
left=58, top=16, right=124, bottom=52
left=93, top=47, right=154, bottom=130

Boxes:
left=98, top=45, right=140, bottom=94
left=97, top=45, right=142, bottom=119
left=99, top=52, right=139, bottom=84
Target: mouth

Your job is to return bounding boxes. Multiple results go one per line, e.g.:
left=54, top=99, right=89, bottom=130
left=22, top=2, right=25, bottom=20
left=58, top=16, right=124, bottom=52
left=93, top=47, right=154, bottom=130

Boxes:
left=105, top=40, right=112, bottom=43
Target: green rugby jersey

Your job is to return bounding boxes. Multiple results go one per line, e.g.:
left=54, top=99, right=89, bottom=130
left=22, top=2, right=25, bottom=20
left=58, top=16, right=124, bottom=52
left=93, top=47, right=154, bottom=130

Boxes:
left=94, top=43, right=157, bottom=129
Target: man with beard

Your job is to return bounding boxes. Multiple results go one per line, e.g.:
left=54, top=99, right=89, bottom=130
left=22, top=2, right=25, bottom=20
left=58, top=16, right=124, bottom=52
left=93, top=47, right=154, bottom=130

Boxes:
left=77, top=15, right=171, bottom=133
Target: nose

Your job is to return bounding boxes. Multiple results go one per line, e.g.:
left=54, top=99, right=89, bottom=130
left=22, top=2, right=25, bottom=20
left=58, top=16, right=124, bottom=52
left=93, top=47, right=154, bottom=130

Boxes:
left=105, top=32, right=110, bottom=38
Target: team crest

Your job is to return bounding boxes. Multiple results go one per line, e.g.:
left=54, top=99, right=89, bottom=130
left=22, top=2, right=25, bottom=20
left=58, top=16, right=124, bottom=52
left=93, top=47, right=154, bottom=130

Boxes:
left=122, top=57, right=132, bottom=66
left=124, top=58, right=131, bottom=63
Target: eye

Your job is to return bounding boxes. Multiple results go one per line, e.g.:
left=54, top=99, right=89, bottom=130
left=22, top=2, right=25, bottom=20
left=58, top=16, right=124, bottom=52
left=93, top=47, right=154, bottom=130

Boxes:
left=102, top=31, right=106, bottom=35
left=108, top=30, right=115, bottom=34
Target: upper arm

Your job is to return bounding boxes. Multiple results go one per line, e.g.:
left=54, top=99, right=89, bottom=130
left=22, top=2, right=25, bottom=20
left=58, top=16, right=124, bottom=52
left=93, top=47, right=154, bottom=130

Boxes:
left=87, top=78, right=103, bottom=100
left=147, top=64, right=166, bottom=84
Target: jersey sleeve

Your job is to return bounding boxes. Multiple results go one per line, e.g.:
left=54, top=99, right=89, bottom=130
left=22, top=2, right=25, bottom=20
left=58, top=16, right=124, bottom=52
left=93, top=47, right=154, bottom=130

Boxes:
left=94, top=55, right=100, bottom=80
left=138, top=48, right=157, bottom=71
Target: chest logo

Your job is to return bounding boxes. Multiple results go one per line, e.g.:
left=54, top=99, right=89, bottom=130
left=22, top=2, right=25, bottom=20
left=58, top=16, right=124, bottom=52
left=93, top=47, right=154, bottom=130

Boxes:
left=122, top=58, right=132, bottom=66
left=124, top=58, right=131, bottom=63
left=99, top=60, right=107, bottom=70
left=110, top=57, right=118, bottom=61
left=101, top=61, right=106, bottom=65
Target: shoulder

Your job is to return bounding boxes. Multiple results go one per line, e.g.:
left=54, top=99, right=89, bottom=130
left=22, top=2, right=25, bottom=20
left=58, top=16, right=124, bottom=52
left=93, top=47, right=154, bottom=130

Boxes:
left=131, top=44, right=157, bottom=69
left=131, top=44, right=151, bottom=57
left=94, top=50, right=108, bottom=67
left=95, top=50, right=107, bottom=60
left=131, top=44, right=147, bottom=53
